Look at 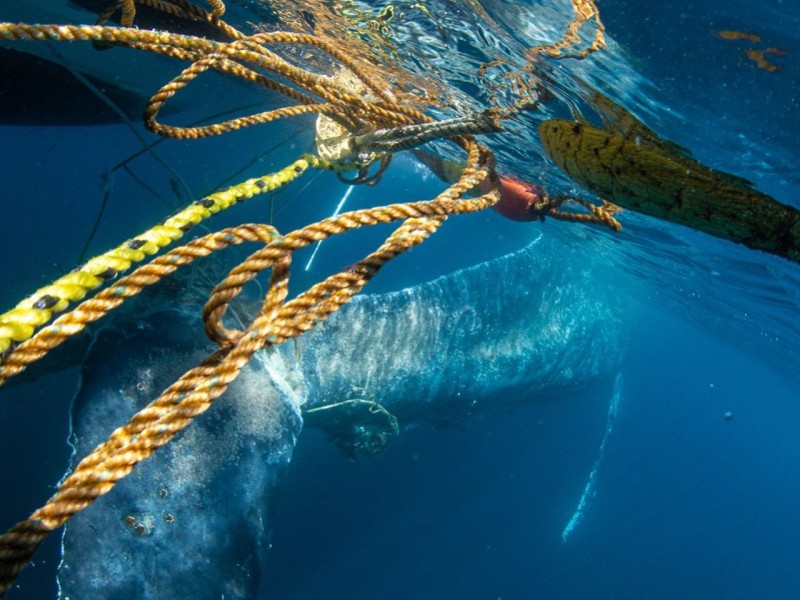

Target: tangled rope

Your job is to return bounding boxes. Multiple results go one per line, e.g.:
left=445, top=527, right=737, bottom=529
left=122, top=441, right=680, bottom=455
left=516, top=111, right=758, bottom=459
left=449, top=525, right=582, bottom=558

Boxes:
left=0, top=0, right=620, bottom=594
left=0, top=155, right=348, bottom=355
left=0, top=16, right=447, bottom=354
left=0, top=132, right=497, bottom=593
left=0, top=10, right=617, bottom=354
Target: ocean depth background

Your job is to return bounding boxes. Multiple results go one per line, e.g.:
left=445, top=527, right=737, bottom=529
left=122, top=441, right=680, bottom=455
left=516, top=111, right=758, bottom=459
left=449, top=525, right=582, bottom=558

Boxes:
left=1, top=0, right=799, bottom=598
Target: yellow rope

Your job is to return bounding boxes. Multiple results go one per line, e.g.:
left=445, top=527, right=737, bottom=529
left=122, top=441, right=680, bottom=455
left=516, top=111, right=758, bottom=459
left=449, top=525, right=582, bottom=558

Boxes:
left=0, top=154, right=347, bottom=354
left=0, top=0, right=619, bottom=593
left=0, top=138, right=497, bottom=593
left=532, top=0, right=606, bottom=60
left=0, top=14, right=501, bottom=357
left=102, top=0, right=239, bottom=38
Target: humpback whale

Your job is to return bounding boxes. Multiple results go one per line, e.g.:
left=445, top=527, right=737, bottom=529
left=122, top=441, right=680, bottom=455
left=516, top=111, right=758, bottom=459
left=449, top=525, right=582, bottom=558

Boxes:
left=55, top=235, right=627, bottom=599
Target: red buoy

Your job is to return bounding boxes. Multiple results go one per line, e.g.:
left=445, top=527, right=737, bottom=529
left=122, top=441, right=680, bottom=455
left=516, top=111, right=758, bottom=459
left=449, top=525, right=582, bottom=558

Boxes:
left=481, top=176, right=547, bottom=222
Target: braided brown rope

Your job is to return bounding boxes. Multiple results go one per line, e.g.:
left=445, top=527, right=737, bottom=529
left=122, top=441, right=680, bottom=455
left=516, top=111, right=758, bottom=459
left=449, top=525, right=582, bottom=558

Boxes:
left=546, top=195, right=622, bottom=231
left=144, top=0, right=231, bottom=27
left=533, top=0, right=606, bottom=60
left=141, top=31, right=430, bottom=140
left=0, top=2, right=620, bottom=592
left=484, top=0, right=607, bottom=116
left=0, top=225, right=279, bottom=386
left=120, top=0, right=136, bottom=27
left=107, top=0, right=240, bottom=38
left=207, top=0, right=225, bottom=18
left=0, top=138, right=496, bottom=595
left=0, top=22, right=430, bottom=146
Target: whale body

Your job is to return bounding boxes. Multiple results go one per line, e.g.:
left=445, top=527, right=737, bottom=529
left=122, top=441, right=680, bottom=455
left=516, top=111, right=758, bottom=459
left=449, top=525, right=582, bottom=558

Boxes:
left=57, top=236, right=627, bottom=599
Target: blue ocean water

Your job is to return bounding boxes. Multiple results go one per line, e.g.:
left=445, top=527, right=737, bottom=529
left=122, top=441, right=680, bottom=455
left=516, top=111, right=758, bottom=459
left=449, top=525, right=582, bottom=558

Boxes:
left=0, top=0, right=799, bottom=599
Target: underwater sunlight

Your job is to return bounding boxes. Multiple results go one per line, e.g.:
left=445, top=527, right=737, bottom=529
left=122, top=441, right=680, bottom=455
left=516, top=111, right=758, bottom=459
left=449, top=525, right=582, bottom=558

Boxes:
left=0, top=0, right=798, bottom=598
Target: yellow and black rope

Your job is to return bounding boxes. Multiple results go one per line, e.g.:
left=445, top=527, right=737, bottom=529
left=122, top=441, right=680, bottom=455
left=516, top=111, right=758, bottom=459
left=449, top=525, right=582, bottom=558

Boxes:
left=0, top=0, right=622, bottom=594
left=0, top=139, right=497, bottom=594
left=0, top=155, right=351, bottom=355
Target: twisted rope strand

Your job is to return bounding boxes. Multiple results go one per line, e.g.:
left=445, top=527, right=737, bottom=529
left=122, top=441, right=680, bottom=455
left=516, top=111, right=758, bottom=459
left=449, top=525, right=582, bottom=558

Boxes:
left=0, top=2, right=619, bottom=594
left=0, top=156, right=323, bottom=355
left=0, top=225, right=278, bottom=386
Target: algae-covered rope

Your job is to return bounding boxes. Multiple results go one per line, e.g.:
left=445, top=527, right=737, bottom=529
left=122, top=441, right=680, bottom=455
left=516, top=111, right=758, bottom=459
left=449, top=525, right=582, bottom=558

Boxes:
left=539, top=119, right=800, bottom=261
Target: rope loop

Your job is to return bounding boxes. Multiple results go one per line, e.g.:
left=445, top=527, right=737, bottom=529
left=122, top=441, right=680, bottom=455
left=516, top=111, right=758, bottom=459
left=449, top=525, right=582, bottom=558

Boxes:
left=0, top=0, right=618, bottom=594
